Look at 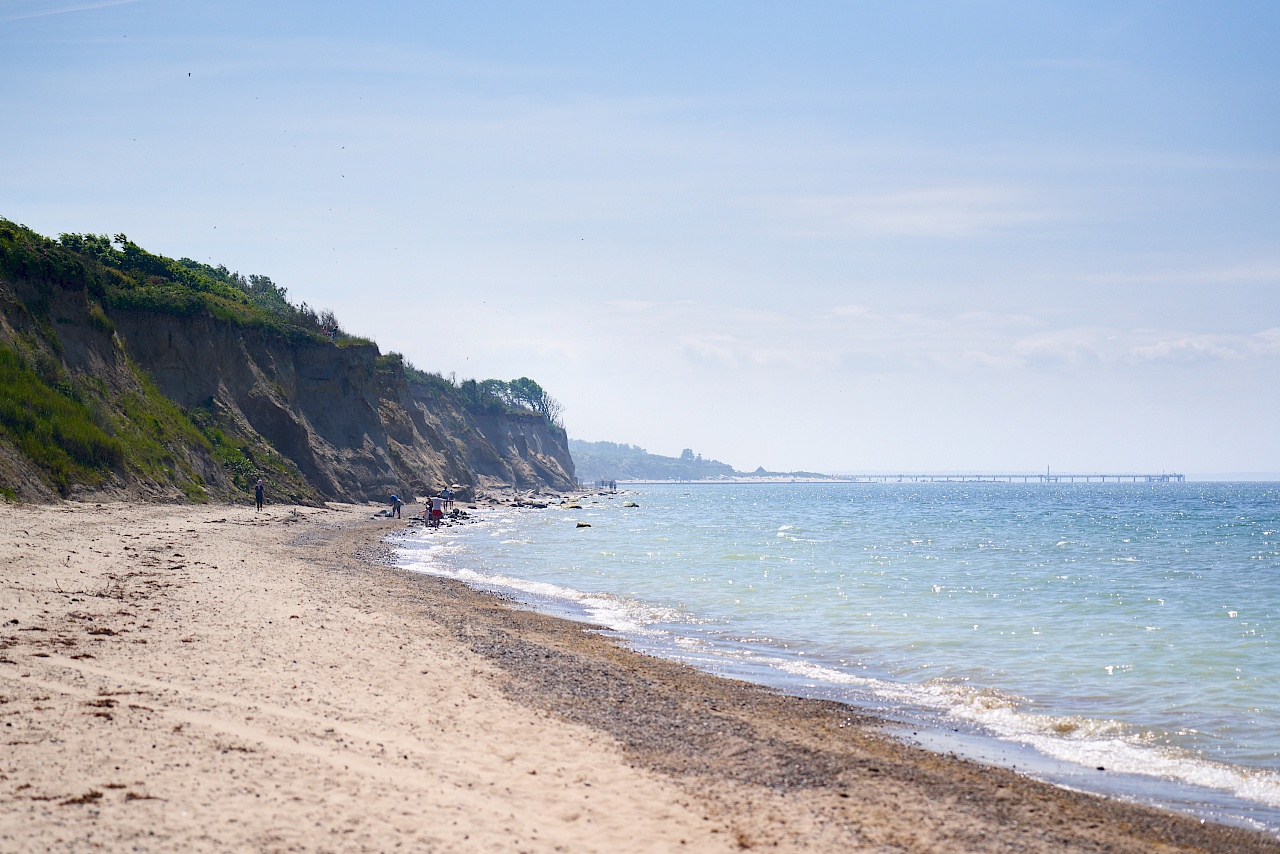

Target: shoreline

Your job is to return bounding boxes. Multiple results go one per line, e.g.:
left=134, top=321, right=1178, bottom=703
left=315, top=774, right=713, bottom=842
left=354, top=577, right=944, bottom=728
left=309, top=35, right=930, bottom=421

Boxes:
left=405, top=498, right=1280, bottom=837
left=2, top=500, right=1277, bottom=851
left=392, top=502, right=1280, bottom=849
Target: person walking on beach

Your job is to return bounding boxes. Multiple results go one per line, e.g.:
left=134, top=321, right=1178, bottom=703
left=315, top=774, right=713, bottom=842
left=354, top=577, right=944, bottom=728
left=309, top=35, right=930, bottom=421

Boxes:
left=389, top=493, right=403, bottom=519
left=254, top=478, right=265, bottom=512
left=429, top=493, right=445, bottom=528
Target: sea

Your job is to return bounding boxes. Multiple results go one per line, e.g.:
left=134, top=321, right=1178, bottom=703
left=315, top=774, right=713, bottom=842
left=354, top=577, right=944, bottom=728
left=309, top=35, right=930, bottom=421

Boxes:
left=394, top=481, right=1280, bottom=834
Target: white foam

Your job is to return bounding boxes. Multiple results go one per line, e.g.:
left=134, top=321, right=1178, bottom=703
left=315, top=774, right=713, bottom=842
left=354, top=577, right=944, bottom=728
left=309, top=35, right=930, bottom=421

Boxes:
left=399, top=542, right=684, bottom=637
left=765, top=657, right=1280, bottom=809
left=392, top=505, right=1280, bottom=815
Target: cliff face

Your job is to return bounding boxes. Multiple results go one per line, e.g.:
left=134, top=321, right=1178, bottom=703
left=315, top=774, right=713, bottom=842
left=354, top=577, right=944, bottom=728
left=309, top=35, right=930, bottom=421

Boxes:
left=0, top=222, right=575, bottom=503
left=407, top=385, right=575, bottom=492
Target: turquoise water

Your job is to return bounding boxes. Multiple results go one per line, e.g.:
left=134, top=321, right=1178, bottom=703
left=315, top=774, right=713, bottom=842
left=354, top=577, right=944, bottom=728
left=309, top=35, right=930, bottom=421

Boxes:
left=396, top=482, right=1280, bottom=830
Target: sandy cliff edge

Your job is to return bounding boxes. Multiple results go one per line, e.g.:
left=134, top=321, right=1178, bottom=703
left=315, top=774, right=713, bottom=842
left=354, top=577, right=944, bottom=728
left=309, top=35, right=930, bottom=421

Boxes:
left=1, top=501, right=1276, bottom=852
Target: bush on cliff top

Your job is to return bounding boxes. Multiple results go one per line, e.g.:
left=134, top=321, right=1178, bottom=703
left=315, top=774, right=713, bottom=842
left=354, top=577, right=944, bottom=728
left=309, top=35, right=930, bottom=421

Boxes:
left=0, top=219, right=361, bottom=344
left=400, top=359, right=565, bottom=429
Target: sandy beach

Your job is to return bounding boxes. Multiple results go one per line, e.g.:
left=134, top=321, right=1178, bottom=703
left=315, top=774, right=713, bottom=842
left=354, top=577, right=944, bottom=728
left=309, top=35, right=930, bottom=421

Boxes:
left=1, top=501, right=1277, bottom=853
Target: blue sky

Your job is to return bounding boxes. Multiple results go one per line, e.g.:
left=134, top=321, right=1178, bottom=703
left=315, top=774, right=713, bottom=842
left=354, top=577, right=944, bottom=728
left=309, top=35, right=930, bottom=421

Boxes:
left=3, top=1, right=1278, bottom=473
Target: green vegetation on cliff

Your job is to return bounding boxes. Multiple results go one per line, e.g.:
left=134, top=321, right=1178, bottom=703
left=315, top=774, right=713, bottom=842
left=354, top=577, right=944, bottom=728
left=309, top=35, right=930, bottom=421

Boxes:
left=0, top=344, right=122, bottom=492
left=400, top=358, right=565, bottom=428
left=51, top=231, right=369, bottom=344
left=0, top=331, right=212, bottom=499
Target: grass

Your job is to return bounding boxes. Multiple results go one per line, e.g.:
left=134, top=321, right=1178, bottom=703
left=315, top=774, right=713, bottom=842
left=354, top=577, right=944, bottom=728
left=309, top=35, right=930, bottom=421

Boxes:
left=87, top=300, right=115, bottom=333
left=187, top=405, right=321, bottom=504
left=0, top=346, right=122, bottom=494
left=110, top=367, right=211, bottom=500
left=0, top=340, right=216, bottom=499
left=202, top=424, right=257, bottom=490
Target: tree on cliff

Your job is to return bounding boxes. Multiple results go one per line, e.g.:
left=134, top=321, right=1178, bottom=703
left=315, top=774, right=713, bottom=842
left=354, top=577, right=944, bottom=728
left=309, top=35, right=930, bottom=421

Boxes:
left=459, top=377, right=564, bottom=427
left=504, top=377, right=564, bottom=427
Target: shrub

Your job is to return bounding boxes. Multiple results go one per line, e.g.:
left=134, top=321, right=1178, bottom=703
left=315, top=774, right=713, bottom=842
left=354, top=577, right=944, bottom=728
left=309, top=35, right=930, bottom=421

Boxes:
left=0, top=346, right=122, bottom=492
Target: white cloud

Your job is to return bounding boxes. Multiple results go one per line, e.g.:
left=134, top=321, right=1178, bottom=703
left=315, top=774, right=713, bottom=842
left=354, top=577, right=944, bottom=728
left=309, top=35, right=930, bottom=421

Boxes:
left=0, top=0, right=138, bottom=24
left=833, top=303, right=873, bottom=317
left=679, top=335, right=739, bottom=368
left=1128, top=329, right=1280, bottom=364
left=1012, top=330, right=1109, bottom=367
left=1256, top=328, right=1280, bottom=348
left=767, top=186, right=1049, bottom=239
left=1129, top=337, right=1246, bottom=363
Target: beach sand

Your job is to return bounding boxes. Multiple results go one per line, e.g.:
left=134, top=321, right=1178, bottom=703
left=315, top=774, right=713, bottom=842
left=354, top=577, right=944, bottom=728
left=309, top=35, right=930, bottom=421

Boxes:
left=1, top=501, right=1276, bottom=852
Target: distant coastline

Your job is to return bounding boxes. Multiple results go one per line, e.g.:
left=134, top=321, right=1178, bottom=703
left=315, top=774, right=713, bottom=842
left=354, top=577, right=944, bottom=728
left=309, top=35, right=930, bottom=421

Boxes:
left=617, top=477, right=862, bottom=484
left=616, top=471, right=1192, bottom=484
left=571, top=438, right=1263, bottom=486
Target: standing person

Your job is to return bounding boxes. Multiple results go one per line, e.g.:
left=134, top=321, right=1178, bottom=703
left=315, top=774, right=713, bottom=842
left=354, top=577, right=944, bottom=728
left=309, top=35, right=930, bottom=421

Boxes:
left=389, top=493, right=403, bottom=519
left=254, top=478, right=264, bottom=512
left=429, top=493, right=445, bottom=528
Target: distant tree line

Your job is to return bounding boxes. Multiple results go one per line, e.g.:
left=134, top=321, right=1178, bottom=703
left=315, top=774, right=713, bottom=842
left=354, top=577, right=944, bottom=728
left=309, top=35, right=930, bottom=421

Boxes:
left=567, top=439, right=734, bottom=481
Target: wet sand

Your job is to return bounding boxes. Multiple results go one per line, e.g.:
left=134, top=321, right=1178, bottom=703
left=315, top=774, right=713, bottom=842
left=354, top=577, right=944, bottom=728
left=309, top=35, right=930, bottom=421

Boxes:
left=1, top=501, right=1277, bottom=852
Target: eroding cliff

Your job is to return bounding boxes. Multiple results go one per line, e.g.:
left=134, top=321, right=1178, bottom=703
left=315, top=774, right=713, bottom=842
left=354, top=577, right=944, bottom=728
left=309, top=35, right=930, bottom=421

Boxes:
left=0, top=220, right=575, bottom=503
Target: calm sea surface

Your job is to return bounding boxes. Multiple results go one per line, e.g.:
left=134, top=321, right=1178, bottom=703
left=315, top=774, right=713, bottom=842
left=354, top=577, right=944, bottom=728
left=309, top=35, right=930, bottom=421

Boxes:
left=396, top=482, right=1280, bottom=831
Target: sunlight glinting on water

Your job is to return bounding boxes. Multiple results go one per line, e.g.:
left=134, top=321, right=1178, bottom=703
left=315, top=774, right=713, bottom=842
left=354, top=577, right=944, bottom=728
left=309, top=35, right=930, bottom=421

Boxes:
left=397, top=482, right=1280, bottom=827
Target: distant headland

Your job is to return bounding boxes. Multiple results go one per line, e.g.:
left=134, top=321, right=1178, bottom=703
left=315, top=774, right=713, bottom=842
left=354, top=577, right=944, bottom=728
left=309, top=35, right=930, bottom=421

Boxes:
left=569, top=440, right=1188, bottom=486
left=568, top=439, right=837, bottom=484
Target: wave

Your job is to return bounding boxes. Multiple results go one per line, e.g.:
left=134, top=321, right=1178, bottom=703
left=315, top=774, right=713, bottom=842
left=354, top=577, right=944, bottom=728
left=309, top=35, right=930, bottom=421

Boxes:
left=765, top=659, right=1280, bottom=809
left=392, top=502, right=1280, bottom=825
left=398, top=526, right=684, bottom=637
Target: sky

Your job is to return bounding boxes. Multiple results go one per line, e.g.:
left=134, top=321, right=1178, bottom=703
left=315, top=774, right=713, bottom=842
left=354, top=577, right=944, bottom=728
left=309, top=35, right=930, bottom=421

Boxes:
left=3, top=1, right=1278, bottom=474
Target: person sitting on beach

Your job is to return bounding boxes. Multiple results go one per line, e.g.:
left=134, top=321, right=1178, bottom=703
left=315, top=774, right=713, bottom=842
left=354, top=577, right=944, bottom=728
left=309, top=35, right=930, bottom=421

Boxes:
left=389, top=493, right=403, bottom=519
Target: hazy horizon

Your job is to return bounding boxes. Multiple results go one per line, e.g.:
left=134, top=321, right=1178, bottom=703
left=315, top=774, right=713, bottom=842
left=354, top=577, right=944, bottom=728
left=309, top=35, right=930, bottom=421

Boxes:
left=4, top=2, right=1277, bottom=473
left=569, top=439, right=1280, bottom=480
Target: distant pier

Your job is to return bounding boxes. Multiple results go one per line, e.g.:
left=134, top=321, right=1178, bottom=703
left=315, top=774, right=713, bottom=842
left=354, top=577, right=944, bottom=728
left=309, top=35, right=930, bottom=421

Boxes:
left=840, top=472, right=1185, bottom=484
left=616, top=472, right=1187, bottom=485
